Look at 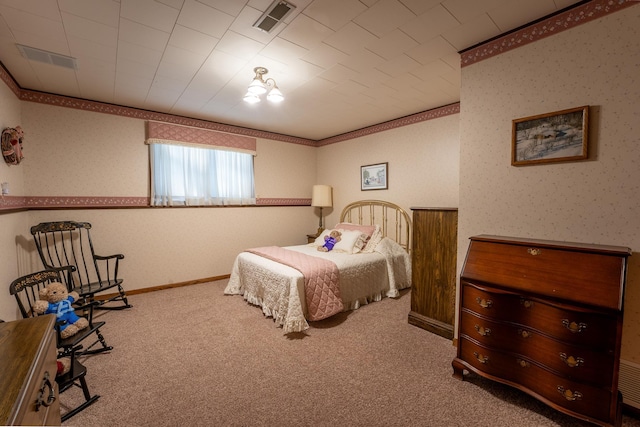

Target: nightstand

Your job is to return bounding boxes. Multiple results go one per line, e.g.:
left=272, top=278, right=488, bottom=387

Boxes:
left=307, top=229, right=323, bottom=243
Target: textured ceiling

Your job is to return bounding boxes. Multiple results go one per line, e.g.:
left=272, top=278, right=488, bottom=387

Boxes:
left=0, top=0, right=584, bottom=140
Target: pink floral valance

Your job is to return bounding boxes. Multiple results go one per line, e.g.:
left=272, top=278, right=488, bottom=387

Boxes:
left=145, top=121, right=256, bottom=155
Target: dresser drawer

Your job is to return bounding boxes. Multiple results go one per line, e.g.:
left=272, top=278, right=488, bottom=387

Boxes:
left=458, top=337, right=614, bottom=424
left=459, top=310, right=614, bottom=386
left=461, top=282, right=617, bottom=349
left=461, top=238, right=627, bottom=310
left=18, top=336, right=60, bottom=426
left=0, top=316, right=61, bottom=426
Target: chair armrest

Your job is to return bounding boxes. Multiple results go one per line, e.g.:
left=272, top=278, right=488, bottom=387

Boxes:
left=94, top=254, right=124, bottom=261
left=93, top=254, right=123, bottom=283
left=51, top=264, right=77, bottom=273
left=72, top=300, right=101, bottom=312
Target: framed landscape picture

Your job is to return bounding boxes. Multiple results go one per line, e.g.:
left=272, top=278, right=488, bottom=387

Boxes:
left=512, top=106, right=589, bottom=166
left=361, top=162, right=388, bottom=190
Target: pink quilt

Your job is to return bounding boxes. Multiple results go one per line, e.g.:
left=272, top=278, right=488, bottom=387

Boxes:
left=245, top=246, right=343, bottom=321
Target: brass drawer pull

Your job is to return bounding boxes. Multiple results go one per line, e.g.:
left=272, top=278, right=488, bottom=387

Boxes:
left=560, top=353, right=584, bottom=368
left=557, top=386, right=582, bottom=401
left=516, top=358, right=530, bottom=368
left=473, top=352, right=489, bottom=364
left=474, top=325, right=491, bottom=336
left=562, top=319, right=587, bottom=333
left=35, top=371, right=56, bottom=411
left=475, top=297, right=493, bottom=309
left=527, top=248, right=542, bottom=256
left=518, top=329, right=531, bottom=338
left=520, top=299, right=534, bottom=309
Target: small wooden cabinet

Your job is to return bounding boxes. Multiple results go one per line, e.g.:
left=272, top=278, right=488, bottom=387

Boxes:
left=408, top=208, right=458, bottom=339
left=452, top=235, right=630, bottom=427
left=307, top=228, right=324, bottom=244
left=0, top=315, right=61, bottom=426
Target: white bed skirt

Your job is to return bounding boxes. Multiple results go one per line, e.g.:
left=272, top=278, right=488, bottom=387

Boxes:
left=224, top=240, right=411, bottom=334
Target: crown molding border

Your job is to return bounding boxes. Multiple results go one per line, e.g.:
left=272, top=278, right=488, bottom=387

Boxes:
left=316, top=103, right=461, bottom=146
left=0, top=63, right=20, bottom=97
left=461, top=0, right=639, bottom=67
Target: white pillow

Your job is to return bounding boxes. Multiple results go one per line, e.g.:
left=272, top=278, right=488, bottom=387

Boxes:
left=333, top=229, right=367, bottom=254
left=361, top=225, right=382, bottom=253
left=313, top=229, right=331, bottom=246
left=333, top=223, right=376, bottom=240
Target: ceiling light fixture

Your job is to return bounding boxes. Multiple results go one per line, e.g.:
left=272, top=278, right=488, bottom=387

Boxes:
left=243, top=67, right=284, bottom=104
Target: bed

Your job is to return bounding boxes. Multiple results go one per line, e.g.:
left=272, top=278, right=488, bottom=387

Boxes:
left=224, top=200, right=412, bottom=334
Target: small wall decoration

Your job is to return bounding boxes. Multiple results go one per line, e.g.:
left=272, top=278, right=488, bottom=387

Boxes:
left=361, top=162, right=388, bottom=191
left=1, top=126, right=25, bottom=165
left=512, top=106, right=588, bottom=166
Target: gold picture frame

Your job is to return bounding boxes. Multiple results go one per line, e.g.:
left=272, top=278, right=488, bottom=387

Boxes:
left=512, top=106, right=589, bottom=166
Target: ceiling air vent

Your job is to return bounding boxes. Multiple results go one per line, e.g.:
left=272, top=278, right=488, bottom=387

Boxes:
left=16, top=44, right=78, bottom=70
left=253, top=1, right=296, bottom=33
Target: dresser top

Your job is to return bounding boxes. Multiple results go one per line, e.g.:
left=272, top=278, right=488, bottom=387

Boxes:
left=463, top=235, right=629, bottom=310
left=470, top=234, right=632, bottom=256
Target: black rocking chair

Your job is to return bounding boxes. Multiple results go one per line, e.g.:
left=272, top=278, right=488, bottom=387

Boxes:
left=9, top=267, right=104, bottom=421
left=31, top=221, right=132, bottom=311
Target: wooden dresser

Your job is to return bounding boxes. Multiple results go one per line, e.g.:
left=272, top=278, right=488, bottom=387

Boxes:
left=452, top=235, right=631, bottom=427
left=408, top=208, right=458, bottom=339
left=0, top=315, right=61, bottom=426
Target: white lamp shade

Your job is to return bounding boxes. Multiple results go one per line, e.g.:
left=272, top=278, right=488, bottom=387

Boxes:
left=243, top=92, right=261, bottom=104
left=312, top=185, right=332, bottom=207
left=247, top=78, right=267, bottom=94
left=266, top=86, right=284, bottom=102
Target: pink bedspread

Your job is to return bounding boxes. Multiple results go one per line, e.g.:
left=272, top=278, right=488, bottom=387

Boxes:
left=245, top=246, right=343, bottom=321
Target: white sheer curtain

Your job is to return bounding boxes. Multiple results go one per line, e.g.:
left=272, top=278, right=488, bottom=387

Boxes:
left=150, top=143, right=255, bottom=206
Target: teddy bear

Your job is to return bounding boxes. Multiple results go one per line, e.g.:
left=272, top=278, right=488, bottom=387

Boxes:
left=318, top=229, right=342, bottom=252
left=33, top=282, right=89, bottom=339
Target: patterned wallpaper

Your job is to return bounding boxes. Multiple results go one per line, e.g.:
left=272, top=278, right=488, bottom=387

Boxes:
left=0, top=0, right=635, bottom=211
left=457, top=3, right=640, bottom=361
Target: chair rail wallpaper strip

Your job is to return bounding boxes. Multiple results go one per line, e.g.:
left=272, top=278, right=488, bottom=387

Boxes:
left=0, top=197, right=313, bottom=212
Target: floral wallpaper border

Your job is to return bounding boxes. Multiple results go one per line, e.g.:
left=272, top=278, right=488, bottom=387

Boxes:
left=461, top=0, right=639, bottom=67
left=317, top=103, right=461, bottom=146
left=0, top=196, right=311, bottom=210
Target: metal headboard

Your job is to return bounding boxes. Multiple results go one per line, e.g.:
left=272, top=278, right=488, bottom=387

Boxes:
left=339, top=200, right=412, bottom=254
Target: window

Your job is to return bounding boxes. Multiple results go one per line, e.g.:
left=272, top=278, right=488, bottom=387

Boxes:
left=150, top=143, right=255, bottom=206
